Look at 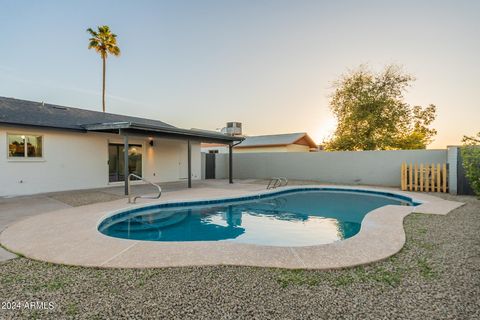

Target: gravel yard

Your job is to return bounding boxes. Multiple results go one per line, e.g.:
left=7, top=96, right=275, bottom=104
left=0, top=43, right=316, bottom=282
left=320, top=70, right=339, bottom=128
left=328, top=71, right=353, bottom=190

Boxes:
left=0, top=193, right=479, bottom=320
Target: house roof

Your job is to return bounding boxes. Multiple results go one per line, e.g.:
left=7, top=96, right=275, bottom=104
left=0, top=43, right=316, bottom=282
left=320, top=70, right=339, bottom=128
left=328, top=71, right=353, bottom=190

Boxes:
left=0, top=97, right=242, bottom=143
left=235, top=132, right=317, bottom=148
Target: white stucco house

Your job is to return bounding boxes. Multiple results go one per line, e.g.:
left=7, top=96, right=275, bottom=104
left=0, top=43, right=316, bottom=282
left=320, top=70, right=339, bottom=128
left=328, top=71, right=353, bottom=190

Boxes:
left=0, top=97, right=242, bottom=197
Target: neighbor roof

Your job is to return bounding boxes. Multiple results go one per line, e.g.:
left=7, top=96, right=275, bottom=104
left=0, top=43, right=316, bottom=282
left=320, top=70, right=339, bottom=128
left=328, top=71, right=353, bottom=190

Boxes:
left=201, top=143, right=228, bottom=147
left=235, top=132, right=316, bottom=148
left=0, top=97, right=242, bottom=143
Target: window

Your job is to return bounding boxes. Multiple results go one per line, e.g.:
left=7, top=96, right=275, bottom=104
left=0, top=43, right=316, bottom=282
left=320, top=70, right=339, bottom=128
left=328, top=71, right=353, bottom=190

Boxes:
left=209, top=150, right=219, bottom=154
left=8, top=134, right=43, bottom=158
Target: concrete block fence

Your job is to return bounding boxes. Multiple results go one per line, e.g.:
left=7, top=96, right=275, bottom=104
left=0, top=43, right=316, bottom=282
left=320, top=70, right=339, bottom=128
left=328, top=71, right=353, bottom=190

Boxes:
left=210, top=149, right=459, bottom=192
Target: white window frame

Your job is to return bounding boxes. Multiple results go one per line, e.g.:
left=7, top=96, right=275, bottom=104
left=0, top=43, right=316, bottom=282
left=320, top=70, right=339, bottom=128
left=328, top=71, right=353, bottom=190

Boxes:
left=7, top=132, right=45, bottom=161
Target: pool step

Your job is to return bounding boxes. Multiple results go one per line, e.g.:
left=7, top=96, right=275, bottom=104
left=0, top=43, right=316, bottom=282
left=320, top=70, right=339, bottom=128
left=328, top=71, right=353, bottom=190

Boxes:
left=109, top=211, right=189, bottom=231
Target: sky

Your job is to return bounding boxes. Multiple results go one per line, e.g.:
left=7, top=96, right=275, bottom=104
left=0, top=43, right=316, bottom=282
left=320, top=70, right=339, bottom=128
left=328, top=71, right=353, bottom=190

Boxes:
left=0, top=0, right=478, bottom=148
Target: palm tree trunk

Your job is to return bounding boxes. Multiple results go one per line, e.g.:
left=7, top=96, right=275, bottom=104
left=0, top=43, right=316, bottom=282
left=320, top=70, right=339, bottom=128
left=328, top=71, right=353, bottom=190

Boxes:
left=102, top=56, right=106, bottom=112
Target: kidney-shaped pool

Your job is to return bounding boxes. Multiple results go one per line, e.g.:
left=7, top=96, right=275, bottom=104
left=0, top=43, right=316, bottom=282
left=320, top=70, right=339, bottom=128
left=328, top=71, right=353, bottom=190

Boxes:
left=98, top=188, right=418, bottom=246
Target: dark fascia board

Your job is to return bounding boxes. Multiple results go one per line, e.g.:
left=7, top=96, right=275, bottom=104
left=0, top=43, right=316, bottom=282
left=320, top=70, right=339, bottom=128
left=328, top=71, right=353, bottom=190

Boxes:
left=0, top=121, right=86, bottom=132
left=83, top=122, right=244, bottom=143
left=82, top=122, right=130, bottom=131
left=121, top=128, right=234, bottom=144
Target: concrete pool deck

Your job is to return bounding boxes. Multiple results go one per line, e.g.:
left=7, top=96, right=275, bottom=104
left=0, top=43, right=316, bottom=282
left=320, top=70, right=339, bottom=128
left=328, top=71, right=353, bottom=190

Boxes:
left=0, top=181, right=464, bottom=269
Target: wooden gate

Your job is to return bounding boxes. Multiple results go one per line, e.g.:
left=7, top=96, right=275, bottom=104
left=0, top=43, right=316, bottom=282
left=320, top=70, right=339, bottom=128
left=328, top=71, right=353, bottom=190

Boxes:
left=401, top=162, right=448, bottom=192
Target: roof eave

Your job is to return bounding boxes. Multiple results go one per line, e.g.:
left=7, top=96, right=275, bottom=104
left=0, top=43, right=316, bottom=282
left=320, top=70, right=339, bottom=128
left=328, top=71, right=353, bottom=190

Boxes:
left=235, top=143, right=289, bottom=148
left=0, top=121, right=86, bottom=132
left=292, top=133, right=317, bottom=148
left=83, top=122, right=244, bottom=143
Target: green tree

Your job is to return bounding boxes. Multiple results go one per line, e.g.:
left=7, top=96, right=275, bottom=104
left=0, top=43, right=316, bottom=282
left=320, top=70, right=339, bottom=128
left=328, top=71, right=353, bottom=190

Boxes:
left=87, top=25, right=121, bottom=112
left=461, top=132, right=480, bottom=197
left=325, top=64, right=437, bottom=151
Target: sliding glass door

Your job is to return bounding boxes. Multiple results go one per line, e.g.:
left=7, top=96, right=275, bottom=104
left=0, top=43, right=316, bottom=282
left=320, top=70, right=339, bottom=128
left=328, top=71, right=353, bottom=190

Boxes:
left=108, top=144, right=143, bottom=182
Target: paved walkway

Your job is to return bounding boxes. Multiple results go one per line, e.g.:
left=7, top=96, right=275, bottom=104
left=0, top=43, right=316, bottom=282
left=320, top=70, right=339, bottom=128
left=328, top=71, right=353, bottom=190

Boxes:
left=0, top=180, right=260, bottom=261
left=0, top=195, right=72, bottom=261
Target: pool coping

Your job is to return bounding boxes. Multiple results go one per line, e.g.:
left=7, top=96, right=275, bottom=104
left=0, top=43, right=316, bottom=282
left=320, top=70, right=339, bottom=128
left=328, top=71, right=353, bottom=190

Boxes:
left=0, top=185, right=464, bottom=269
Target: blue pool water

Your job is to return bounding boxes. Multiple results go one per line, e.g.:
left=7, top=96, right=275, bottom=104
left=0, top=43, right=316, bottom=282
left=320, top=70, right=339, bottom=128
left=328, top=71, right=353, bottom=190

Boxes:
left=98, top=189, right=417, bottom=246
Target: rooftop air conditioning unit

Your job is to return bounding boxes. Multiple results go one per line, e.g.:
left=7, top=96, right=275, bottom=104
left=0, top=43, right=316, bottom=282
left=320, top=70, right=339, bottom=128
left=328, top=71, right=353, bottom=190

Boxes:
left=221, top=122, right=242, bottom=136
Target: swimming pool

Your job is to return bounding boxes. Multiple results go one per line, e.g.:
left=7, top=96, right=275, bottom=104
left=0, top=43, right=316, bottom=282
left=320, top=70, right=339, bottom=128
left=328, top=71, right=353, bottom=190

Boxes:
left=98, top=188, right=418, bottom=246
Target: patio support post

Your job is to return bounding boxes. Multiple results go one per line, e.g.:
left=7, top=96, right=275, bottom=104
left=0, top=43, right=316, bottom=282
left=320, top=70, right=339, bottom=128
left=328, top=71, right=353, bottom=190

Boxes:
left=187, top=139, right=192, bottom=188
left=123, top=133, right=129, bottom=196
left=229, top=143, right=233, bottom=184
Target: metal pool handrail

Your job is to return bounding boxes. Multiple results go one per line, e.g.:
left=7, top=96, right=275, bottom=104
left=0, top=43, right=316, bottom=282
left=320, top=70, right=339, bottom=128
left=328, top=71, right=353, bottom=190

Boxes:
left=127, top=173, right=162, bottom=204
left=266, top=177, right=288, bottom=189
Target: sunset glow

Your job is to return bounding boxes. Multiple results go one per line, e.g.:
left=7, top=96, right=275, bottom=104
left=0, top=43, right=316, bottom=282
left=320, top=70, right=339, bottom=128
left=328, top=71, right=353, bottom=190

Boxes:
left=0, top=0, right=478, bottom=148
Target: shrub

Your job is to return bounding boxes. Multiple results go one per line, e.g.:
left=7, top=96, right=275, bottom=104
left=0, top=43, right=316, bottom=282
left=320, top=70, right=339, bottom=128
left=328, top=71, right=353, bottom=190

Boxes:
left=461, top=132, right=480, bottom=197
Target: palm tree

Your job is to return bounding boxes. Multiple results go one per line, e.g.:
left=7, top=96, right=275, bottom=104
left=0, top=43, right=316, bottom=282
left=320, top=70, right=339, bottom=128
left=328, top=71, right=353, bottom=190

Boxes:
left=87, top=25, right=120, bottom=112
